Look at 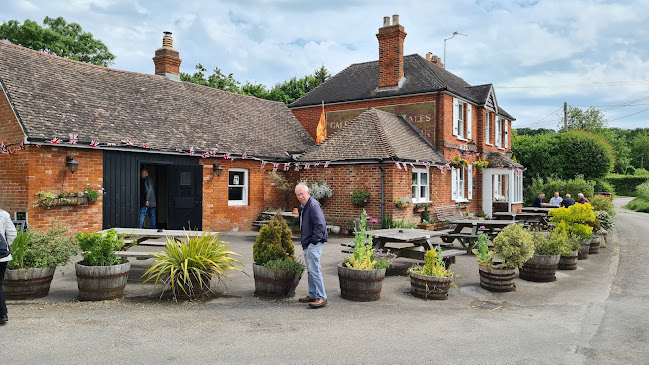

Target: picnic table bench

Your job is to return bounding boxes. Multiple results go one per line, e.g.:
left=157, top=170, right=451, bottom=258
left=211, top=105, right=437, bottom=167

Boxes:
left=432, top=205, right=465, bottom=229
left=493, top=211, right=548, bottom=227
left=441, top=219, right=520, bottom=253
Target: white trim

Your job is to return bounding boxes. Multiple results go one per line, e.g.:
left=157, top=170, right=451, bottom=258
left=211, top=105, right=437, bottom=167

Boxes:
left=485, top=111, right=491, bottom=145
left=228, top=168, right=249, bottom=206
left=468, top=164, right=473, bottom=200
left=467, top=104, right=473, bottom=140
left=411, top=168, right=430, bottom=203
left=452, top=97, right=459, bottom=136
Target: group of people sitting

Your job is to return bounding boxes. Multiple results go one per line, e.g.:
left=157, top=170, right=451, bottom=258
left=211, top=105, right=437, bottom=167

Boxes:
left=533, top=192, right=590, bottom=208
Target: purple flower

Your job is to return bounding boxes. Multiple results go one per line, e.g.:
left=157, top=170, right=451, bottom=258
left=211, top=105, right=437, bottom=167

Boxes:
left=371, top=219, right=378, bottom=224
left=479, top=226, right=486, bottom=230
left=366, top=216, right=372, bottom=221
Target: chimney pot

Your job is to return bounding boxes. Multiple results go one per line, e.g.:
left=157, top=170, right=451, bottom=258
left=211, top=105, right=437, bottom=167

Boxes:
left=153, top=31, right=182, bottom=81
left=392, top=14, right=399, bottom=25
left=426, top=52, right=432, bottom=61
left=383, top=16, right=390, bottom=27
left=376, top=16, right=407, bottom=89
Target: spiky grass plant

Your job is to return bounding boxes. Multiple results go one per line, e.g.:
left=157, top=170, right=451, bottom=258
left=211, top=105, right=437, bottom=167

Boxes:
left=143, top=232, right=243, bottom=300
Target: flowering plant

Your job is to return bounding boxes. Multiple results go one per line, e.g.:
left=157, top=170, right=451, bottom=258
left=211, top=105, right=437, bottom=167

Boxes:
left=449, top=155, right=468, bottom=167
left=472, top=159, right=489, bottom=172
left=344, top=210, right=392, bottom=270
left=408, top=246, right=454, bottom=278
left=472, top=232, right=494, bottom=268
left=394, top=197, right=412, bottom=208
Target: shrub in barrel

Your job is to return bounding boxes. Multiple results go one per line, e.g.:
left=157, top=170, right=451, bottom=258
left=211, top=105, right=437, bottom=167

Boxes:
left=4, top=224, right=77, bottom=299
left=408, top=246, right=454, bottom=300
left=519, top=229, right=562, bottom=282
left=477, top=225, right=534, bottom=292
left=252, top=213, right=305, bottom=298
left=338, top=210, right=393, bottom=302
left=554, top=224, right=580, bottom=270
left=548, top=204, right=596, bottom=260
left=143, top=232, right=243, bottom=301
left=75, top=229, right=132, bottom=301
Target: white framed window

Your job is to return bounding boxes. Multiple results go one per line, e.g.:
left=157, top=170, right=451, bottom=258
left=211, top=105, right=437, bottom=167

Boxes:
left=453, top=98, right=473, bottom=140
left=513, top=172, right=523, bottom=203
left=485, top=111, right=491, bottom=145
left=504, top=119, right=509, bottom=148
left=493, top=175, right=509, bottom=202
left=228, top=168, right=248, bottom=206
left=411, top=168, right=430, bottom=203
left=495, top=116, right=502, bottom=148
left=451, top=167, right=466, bottom=202
left=468, top=164, right=473, bottom=200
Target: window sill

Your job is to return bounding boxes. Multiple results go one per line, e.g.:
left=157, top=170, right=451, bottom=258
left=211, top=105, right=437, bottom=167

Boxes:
left=454, top=198, right=469, bottom=203
left=228, top=201, right=248, bottom=206
left=485, top=143, right=493, bottom=146
left=498, top=147, right=506, bottom=151
left=412, top=200, right=432, bottom=204
left=456, top=136, right=468, bottom=142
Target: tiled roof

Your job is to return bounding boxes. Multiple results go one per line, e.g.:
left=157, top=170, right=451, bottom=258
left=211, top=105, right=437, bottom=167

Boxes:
left=298, top=108, right=444, bottom=163
left=486, top=151, right=523, bottom=168
left=289, top=54, right=515, bottom=120
left=0, top=41, right=314, bottom=158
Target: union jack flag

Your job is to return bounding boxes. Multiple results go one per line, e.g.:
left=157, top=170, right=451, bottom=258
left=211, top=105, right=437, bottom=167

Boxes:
left=324, top=161, right=331, bottom=168
left=4, top=149, right=14, bottom=155
left=67, top=133, right=78, bottom=144
left=283, top=163, right=291, bottom=171
left=89, top=140, right=99, bottom=148
left=35, top=144, right=41, bottom=148
left=224, top=153, right=231, bottom=160
left=304, top=163, right=310, bottom=170
left=395, top=161, right=402, bottom=170
left=424, top=162, right=430, bottom=168
left=260, top=161, right=267, bottom=169
left=121, top=139, right=133, bottom=146
left=294, top=164, right=300, bottom=171
left=0, top=142, right=5, bottom=151
left=209, top=149, right=217, bottom=157
left=241, top=152, right=247, bottom=159
left=313, top=162, right=320, bottom=166
left=106, top=143, right=117, bottom=147
left=141, top=144, right=149, bottom=149
left=188, top=147, right=195, bottom=156
left=47, top=138, right=61, bottom=144
left=19, top=141, right=25, bottom=150
left=201, top=152, right=209, bottom=158
left=272, top=162, right=279, bottom=172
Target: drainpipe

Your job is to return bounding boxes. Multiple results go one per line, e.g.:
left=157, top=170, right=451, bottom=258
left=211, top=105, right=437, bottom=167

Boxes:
left=379, top=161, right=385, bottom=228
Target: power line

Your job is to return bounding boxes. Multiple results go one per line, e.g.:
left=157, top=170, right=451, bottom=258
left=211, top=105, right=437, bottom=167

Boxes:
left=497, top=80, right=649, bottom=89
left=608, top=106, right=649, bottom=122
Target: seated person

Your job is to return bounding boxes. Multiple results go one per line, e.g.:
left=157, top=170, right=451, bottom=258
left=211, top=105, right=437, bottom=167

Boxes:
left=532, top=193, right=553, bottom=207
left=549, top=192, right=563, bottom=207
left=577, top=193, right=590, bottom=204
left=562, top=193, right=576, bottom=208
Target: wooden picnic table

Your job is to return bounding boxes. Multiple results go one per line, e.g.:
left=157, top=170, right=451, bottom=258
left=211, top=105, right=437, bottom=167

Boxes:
left=342, top=228, right=465, bottom=264
left=442, top=219, right=520, bottom=253
left=520, top=207, right=556, bottom=214
left=260, top=211, right=299, bottom=219
left=493, top=212, right=548, bottom=226
left=99, top=228, right=220, bottom=247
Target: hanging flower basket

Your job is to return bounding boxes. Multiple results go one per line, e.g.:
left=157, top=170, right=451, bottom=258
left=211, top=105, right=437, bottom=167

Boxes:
left=40, top=196, right=89, bottom=208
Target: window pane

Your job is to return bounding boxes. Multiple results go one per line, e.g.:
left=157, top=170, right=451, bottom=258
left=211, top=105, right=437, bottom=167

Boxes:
left=229, top=171, right=244, bottom=186
left=420, top=186, right=428, bottom=200
left=420, top=172, right=428, bottom=185
left=412, top=186, right=418, bottom=199
left=229, top=187, right=243, bottom=201
left=180, top=171, right=192, bottom=186
left=412, top=172, right=417, bottom=185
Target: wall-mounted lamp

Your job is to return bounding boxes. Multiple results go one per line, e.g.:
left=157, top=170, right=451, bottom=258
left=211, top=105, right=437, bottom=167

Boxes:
left=212, top=163, right=224, bottom=177
left=66, top=156, right=79, bottom=174
left=467, top=140, right=477, bottom=152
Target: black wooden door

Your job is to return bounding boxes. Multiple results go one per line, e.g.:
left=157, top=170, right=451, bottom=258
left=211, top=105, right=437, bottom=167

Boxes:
left=168, top=165, right=203, bottom=230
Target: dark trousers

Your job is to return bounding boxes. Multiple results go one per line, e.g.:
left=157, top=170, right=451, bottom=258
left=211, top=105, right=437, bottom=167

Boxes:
left=0, top=261, right=7, bottom=317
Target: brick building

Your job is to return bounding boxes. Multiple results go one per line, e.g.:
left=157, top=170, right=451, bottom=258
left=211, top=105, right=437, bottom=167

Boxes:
left=289, top=15, right=525, bottom=223
left=0, top=33, right=314, bottom=233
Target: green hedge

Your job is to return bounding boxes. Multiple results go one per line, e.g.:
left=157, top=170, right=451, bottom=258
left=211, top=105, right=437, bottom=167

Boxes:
left=605, top=175, right=649, bottom=196
left=525, top=177, right=595, bottom=206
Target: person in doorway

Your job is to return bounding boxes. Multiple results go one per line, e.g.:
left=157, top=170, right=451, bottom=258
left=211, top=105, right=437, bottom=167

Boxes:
left=532, top=193, right=552, bottom=208
left=139, top=169, right=157, bottom=229
left=562, top=193, right=576, bottom=208
left=577, top=193, right=590, bottom=204
left=549, top=192, right=563, bottom=207
left=0, top=208, right=18, bottom=325
left=295, top=183, right=328, bottom=308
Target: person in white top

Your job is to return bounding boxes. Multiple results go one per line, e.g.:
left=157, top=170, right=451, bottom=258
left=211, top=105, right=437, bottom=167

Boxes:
left=549, top=192, right=563, bottom=207
left=0, top=208, right=17, bottom=324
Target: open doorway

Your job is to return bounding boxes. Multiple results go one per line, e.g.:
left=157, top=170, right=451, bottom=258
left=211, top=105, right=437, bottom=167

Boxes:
left=140, top=164, right=169, bottom=229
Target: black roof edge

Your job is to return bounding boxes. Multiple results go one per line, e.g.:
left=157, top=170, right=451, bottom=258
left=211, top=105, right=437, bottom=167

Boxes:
left=289, top=88, right=447, bottom=109
left=296, top=157, right=446, bottom=165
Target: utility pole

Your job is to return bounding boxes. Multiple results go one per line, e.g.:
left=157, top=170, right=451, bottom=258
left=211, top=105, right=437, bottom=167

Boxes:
left=563, top=102, right=568, bottom=131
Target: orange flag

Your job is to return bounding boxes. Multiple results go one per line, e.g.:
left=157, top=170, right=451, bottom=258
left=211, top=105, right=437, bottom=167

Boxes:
left=316, top=102, right=327, bottom=143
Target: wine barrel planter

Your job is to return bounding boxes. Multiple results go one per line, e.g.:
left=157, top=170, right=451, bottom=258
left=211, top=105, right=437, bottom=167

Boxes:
left=478, top=266, right=516, bottom=292
left=558, top=250, right=579, bottom=270
left=519, top=254, right=560, bottom=282
left=338, top=263, right=386, bottom=302
left=3, top=267, right=56, bottom=299
left=253, top=264, right=303, bottom=298
left=409, top=273, right=453, bottom=300
left=589, top=236, right=601, bottom=254
left=578, top=240, right=590, bottom=260
left=75, top=261, right=131, bottom=301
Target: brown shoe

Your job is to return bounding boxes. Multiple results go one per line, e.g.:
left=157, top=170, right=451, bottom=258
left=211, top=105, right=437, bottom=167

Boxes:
left=299, top=296, right=316, bottom=303
left=309, top=298, right=328, bottom=308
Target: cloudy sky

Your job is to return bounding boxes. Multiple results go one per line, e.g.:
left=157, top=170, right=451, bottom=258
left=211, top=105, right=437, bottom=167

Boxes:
left=3, top=0, right=649, bottom=129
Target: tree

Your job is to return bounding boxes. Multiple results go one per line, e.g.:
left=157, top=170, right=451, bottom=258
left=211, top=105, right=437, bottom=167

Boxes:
left=631, top=134, right=649, bottom=169
left=559, top=106, right=608, bottom=131
left=0, top=16, right=115, bottom=66
left=180, top=64, right=241, bottom=93
left=514, top=128, right=556, bottom=136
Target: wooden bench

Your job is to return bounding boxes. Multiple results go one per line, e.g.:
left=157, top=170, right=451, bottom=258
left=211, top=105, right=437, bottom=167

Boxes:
left=433, top=205, right=465, bottom=229
left=116, top=251, right=156, bottom=260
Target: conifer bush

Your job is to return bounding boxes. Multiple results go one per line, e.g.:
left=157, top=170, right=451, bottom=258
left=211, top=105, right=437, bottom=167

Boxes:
left=253, top=213, right=295, bottom=266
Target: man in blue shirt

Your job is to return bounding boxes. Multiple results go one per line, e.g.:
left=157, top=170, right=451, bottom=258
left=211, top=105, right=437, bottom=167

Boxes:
left=295, top=183, right=328, bottom=308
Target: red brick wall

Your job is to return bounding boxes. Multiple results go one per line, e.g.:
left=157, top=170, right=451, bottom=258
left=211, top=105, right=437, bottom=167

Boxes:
left=0, top=89, right=28, bottom=216
left=376, top=23, right=407, bottom=89
left=26, top=147, right=104, bottom=234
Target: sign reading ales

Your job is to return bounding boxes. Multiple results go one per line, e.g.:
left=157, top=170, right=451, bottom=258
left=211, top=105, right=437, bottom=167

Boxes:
left=326, top=101, right=436, bottom=142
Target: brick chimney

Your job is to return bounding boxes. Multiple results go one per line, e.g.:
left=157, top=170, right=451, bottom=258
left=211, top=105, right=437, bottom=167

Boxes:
left=376, top=14, right=407, bottom=90
left=153, top=31, right=182, bottom=81
left=426, top=52, right=444, bottom=68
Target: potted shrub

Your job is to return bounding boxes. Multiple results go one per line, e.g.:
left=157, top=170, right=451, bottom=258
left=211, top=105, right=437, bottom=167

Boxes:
left=4, top=225, right=77, bottom=299
left=478, top=224, right=534, bottom=292
left=143, top=232, right=242, bottom=300
left=75, top=229, right=132, bottom=301
left=350, top=187, right=370, bottom=207
left=338, top=210, right=392, bottom=301
left=549, top=204, right=595, bottom=260
left=408, top=246, right=454, bottom=300
left=394, top=197, right=412, bottom=209
left=518, top=229, right=562, bottom=282
left=594, top=210, right=614, bottom=246
left=307, top=180, right=333, bottom=203
left=555, top=225, right=580, bottom=270
left=413, top=203, right=432, bottom=213
left=252, top=213, right=305, bottom=298
left=417, top=209, right=434, bottom=230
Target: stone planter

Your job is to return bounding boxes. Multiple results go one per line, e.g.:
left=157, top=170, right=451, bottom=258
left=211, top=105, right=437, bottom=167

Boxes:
left=338, top=263, right=386, bottom=302
left=329, top=225, right=341, bottom=234
left=589, top=236, right=601, bottom=254
left=578, top=240, right=590, bottom=260
left=478, top=266, right=516, bottom=292
left=558, top=250, right=579, bottom=270
left=409, top=273, right=453, bottom=300
left=75, top=261, right=131, bottom=301
left=3, top=267, right=56, bottom=299
left=519, top=254, right=560, bottom=282
left=253, top=263, right=303, bottom=299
